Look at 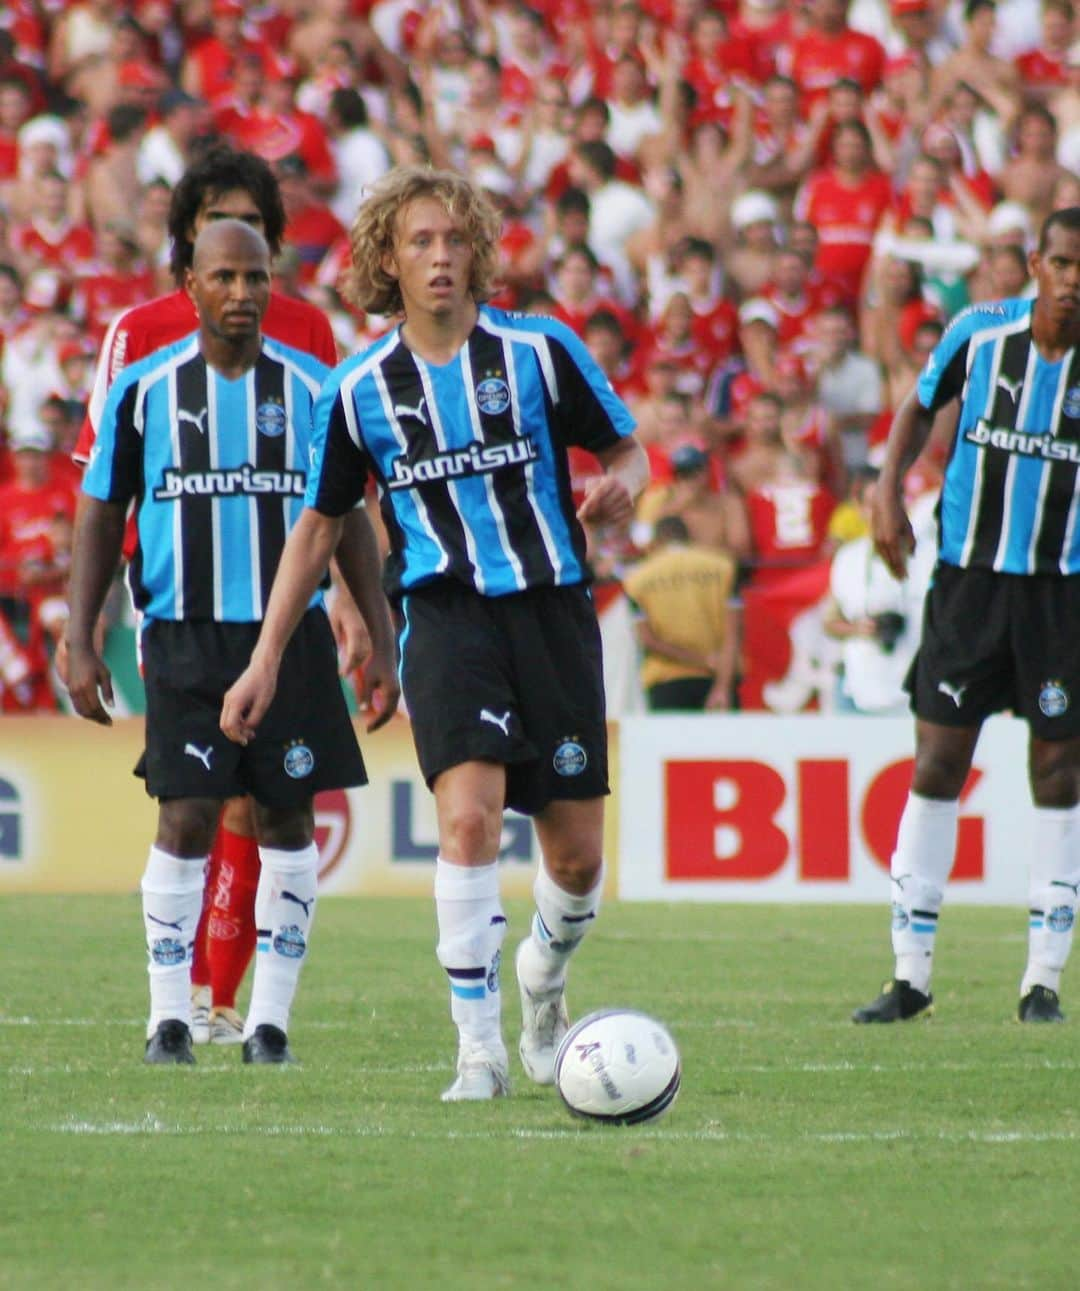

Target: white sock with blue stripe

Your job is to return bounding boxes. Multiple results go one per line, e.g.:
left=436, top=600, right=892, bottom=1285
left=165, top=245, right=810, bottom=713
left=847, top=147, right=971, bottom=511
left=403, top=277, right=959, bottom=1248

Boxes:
left=516, top=862, right=604, bottom=996
left=890, top=793, right=958, bottom=994
left=141, top=845, right=206, bottom=1037
left=246, top=843, right=318, bottom=1039
left=435, top=858, right=506, bottom=1049
left=1021, top=805, right=1080, bottom=996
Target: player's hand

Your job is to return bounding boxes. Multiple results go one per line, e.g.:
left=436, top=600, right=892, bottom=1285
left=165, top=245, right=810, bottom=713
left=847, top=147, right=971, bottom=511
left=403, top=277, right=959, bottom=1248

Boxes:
left=328, top=594, right=373, bottom=675
left=577, top=475, right=634, bottom=529
left=871, top=487, right=915, bottom=580
left=357, top=644, right=400, bottom=733
left=65, top=643, right=115, bottom=726
left=220, top=659, right=279, bottom=745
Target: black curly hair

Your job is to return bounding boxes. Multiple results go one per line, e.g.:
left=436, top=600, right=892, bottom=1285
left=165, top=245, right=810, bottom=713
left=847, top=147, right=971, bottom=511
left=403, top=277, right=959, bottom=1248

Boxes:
left=166, top=145, right=286, bottom=284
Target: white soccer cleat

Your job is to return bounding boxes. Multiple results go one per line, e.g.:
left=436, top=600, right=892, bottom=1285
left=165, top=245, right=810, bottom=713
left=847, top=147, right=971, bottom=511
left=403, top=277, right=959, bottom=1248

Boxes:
left=440, top=1039, right=510, bottom=1102
left=190, top=984, right=211, bottom=1045
left=516, top=940, right=569, bottom=1086
left=209, top=1005, right=244, bottom=1045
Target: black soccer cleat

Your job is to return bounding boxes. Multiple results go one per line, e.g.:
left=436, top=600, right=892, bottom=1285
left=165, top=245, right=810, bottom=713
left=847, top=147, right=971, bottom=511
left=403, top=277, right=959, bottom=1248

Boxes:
left=144, top=1019, right=196, bottom=1064
left=852, top=979, right=933, bottom=1024
left=1018, top=985, right=1065, bottom=1023
left=242, top=1023, right=297, bottom=1064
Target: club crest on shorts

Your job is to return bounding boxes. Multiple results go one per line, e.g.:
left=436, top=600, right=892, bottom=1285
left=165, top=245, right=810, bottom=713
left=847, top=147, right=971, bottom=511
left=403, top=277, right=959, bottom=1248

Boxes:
left=255, top=398, right=287, bottom=438
left=553, top=737, right=587, bottom=776
left=475, top=377, right=511, bottom=416
left=273, top=924, right=307, bottom=958
left=1047, top=905, right=1075, bottom=933
left=1064, top=386, right=1080, bottom=420
left=283, top=741, right=315, bottom=778
left=1038, top=680, right=1069, bottom=718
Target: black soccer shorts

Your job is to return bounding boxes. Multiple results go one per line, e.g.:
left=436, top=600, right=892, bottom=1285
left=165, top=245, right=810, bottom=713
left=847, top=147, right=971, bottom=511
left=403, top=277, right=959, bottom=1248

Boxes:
left=399, top=580, right=609, bottom=815
left=907, top=563, right=1080, bottom=739
left=137, top=608, right=367, bottom=805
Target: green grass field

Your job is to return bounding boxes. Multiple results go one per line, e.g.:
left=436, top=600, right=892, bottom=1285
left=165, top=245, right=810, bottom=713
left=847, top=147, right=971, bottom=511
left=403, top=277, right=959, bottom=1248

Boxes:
left=2, top=895, right=1079, bottom=1290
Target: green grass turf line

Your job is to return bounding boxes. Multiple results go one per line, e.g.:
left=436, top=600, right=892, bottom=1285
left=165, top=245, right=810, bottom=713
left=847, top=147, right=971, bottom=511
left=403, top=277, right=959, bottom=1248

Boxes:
left=1, top=896, right=1078, bottom=1289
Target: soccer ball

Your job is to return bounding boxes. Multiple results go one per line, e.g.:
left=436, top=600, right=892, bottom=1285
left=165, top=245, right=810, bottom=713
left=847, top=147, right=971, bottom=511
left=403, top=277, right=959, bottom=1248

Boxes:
left=554, top=1009, right=681, bottom=1125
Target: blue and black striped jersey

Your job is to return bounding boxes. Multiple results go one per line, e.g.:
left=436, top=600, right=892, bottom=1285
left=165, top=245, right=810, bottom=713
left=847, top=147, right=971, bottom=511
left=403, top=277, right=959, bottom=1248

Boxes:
left=306, top=304, right=637, bottom=599
left=918, top=297, right=1080, bottom=575
left=82, top=332, right=329, bottom=621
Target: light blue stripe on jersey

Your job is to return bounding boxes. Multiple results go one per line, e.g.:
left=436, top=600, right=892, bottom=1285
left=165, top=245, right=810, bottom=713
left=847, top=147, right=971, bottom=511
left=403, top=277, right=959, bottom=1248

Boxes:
left=137, top=374, right=180, bottom=618
left=213, top=371, right=256, bottom=620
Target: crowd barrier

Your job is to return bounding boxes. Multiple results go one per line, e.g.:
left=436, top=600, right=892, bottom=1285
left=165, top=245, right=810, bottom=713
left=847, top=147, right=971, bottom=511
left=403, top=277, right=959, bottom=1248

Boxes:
left=1, top=713, right=1032, bottom=903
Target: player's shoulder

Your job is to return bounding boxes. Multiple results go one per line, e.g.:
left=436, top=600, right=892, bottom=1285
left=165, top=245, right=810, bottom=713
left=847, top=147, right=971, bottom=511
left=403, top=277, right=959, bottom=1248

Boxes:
left=937, top=297, right=1032, bottom=350
left=107, top=331, right=201, bottom=399
left=260, top=334, right=330, bottom=385
left=476, top=303, right=579, bottom=349
left=264, top=291, right=330, bottom=331
left=321, top=327, right=403, bottom=395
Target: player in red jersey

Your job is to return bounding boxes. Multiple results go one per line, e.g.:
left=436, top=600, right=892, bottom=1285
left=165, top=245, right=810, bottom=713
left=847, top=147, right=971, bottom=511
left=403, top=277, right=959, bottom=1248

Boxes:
left=70, top=146, right=367, bottom=1047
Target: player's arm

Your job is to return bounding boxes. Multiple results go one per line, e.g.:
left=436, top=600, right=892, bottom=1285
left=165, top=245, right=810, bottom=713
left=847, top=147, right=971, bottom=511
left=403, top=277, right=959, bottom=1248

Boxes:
left=330, top=506, right=400, bottom=731
left=65, top=495, right=125, bottom=725
left=577, top=435, right=651, bottom=527
left=872, top=387, right=937, bottom=581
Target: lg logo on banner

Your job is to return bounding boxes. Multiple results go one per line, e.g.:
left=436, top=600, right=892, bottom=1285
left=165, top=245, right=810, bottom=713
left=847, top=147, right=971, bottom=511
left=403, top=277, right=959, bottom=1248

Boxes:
left=664, top=759, right=984, bottom=882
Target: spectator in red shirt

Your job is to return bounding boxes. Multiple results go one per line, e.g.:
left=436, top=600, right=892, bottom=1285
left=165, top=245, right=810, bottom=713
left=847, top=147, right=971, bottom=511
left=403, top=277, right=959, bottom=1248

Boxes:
left=181, top=0, right=274, bottom=104
left=786, top=0, right=886, bottom=108
left=0, top=77, right=33, bottom=193
left=71, top=220, right=156, bottom=345
left=1014, top=0, right=1073, bottom=99
left=795, top=118, right=893, bottom=306
left=274, top=154, right=347, bottom=285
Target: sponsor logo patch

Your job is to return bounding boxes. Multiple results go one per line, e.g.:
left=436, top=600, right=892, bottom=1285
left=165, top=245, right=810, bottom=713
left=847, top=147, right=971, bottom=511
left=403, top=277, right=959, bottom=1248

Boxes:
left=284, top=742, right=315, bottom=778
left=151, top=937, right=185, bottom=966
left=1047, top=905, right=1075, bottom=933
left=487, top=948, right=501, bottom=994
left=891, top=903, right=909, bottom=932
left=553, top=739, right=587, bottom=777
left=273, top=925, right=307, bottom=958
left=1038, top=681, right=1069, bottom=718
left=475, top=377, right=511, bottom=416
left=256, top=399, right=287, bottom=437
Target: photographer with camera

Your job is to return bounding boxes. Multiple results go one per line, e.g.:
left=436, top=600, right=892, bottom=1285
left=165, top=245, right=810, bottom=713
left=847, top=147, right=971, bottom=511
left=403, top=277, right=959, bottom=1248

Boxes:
left=823, top=467, right=921, bottom=716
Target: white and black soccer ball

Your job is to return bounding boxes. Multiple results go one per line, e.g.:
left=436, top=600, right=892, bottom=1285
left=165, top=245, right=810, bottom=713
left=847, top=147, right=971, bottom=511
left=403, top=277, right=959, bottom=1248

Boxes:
left=554, top=1009, right=681, bottom=1125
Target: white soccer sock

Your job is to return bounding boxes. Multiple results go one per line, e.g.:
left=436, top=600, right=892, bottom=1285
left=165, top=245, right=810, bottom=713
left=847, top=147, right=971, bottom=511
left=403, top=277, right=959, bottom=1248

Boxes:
left=517, top=862, right=604, bottom=996
left=1021, top=805, right=1080, bottom=996
left=434, top=858, right=506, bottom=1050
left=141, top=845, right=207, bottom=1037
left=890, top=793, right=958, bottom=994
left=245, top=843, right=319, bottom=1038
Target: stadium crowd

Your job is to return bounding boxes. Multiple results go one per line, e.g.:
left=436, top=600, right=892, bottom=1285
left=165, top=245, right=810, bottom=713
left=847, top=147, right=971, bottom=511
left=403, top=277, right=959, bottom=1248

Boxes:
left=0, top=0, right=1075, bottom=713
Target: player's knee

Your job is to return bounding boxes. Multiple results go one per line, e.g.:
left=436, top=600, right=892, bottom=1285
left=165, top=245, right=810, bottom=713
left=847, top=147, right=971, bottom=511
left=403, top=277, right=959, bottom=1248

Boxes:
left=155, top=799, right=220, bottom=857
left=1029, top=743, right=1080, bottom=808
left=438, top=801, right=502, bottom=862
left=911, top=749, right=968, bottom=800
left=541, top=851, right=603, bottom=895
left=254, top=800, right=314, bottom=851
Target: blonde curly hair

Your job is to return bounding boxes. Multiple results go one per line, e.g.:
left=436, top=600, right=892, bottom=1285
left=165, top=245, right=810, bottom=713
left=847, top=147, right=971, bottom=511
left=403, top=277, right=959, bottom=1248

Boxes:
left=342, top=165, right=502, bottom=316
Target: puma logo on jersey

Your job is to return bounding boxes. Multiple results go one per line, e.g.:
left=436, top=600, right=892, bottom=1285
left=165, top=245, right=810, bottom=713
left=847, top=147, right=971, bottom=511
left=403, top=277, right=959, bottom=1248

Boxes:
left=480, top=708, right=512, bottom=736
left=184, top=741, right=213, bottom=770
left=393, top=396, right=427, bottom=426
left=937, top=680, right=967, bottom=708
left=178, top=407, right=209, bottom=435
left=996, top=374, right=1023, bottom=403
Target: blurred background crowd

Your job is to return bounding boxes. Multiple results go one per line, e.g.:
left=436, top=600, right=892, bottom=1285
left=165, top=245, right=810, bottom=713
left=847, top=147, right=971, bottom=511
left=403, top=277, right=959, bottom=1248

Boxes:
left=0, top=0, right=1075, bottom=716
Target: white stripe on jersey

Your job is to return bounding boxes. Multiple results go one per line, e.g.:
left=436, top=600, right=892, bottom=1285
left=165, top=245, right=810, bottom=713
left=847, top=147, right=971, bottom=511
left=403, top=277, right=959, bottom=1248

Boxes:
left=208, top=370, right=223, bottom=621
left=459, top=346, right=526, bottom=589
left=261, top=337, right=325, bottom=401
left=245, top=367, right=262, bottom=619
left=959, top=316, right=1031, bottom=568
left=477, top=316, right=565, bottom=579
left=413, top=354, right=486, bottom=593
